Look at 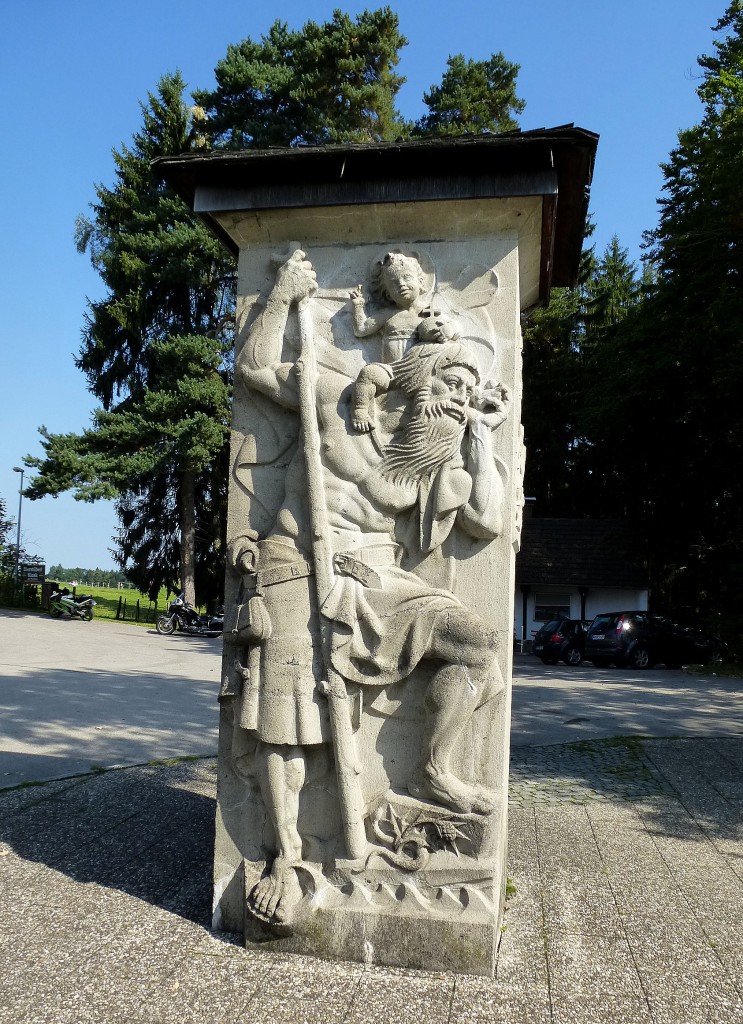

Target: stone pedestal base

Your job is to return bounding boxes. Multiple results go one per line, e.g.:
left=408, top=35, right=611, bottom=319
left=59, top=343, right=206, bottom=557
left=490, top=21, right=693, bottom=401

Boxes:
left=243, top=857, right=504, bottom=976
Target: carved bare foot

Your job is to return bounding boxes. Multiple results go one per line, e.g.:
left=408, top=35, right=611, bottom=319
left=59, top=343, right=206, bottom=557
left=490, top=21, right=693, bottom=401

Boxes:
left=351, top=405, right=374, bottom=432
left=408, top=767, right=496, bottom=815
left=247, top=856, right=301, bottom=927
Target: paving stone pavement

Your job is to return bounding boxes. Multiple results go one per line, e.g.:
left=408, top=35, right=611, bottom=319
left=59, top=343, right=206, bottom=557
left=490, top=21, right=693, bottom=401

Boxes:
left=1, top=737, right=742, bottom=1023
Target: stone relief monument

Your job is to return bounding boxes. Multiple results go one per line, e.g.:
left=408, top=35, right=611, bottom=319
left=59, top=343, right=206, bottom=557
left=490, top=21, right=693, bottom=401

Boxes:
left=158, top=129, right=597, bottom=975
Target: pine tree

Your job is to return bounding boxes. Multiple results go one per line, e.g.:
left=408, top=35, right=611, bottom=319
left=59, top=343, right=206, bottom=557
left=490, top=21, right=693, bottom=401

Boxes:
left=576, top=4, right=743, bottom=633
left=0, top=498, right=13, bottom=580
left=521, top=232, right=598, bottom=516
left=585, top=236, right=639, bottom=335
left=27, top=11, right=528, bottom=602
left=27, top=74, right=235, bottom=602
left=194, top=8, right=409, bottom=147
left=414, top=53, right=524, bottom=137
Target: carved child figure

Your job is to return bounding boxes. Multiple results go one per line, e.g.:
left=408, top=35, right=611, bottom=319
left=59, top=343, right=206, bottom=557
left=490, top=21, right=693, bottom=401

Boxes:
left=350, top=250, right=431, bottom=363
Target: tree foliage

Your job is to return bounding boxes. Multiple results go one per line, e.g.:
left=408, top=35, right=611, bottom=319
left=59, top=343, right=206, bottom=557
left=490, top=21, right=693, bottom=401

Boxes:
left=193, top=8, right=409, bottom=147
left=0, top=495, right=40, bottom=584
left=414, top=53, right=524, bottom=137
left=522, top=234, right=649, bottom=519
left=27, top=74, right=234, bottom=601
left=48, top=565, right=130, bottom=587
left=0, top=498, right=14, bottom=579
left=566, top=3, right=743, bottom=636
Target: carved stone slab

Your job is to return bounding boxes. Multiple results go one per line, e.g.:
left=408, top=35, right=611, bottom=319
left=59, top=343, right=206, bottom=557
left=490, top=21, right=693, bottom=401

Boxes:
left=210, top=219, right=524, bottom=975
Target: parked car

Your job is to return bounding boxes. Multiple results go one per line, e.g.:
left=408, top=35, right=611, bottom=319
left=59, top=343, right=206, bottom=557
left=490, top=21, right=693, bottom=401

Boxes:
left=583, top=611, right=721, bottom=669
left=533, top=618, right=591, bottom=666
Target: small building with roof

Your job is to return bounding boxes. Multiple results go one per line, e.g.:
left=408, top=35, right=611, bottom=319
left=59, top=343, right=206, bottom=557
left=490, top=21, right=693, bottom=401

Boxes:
left=515, top=508, right=649, bottom=646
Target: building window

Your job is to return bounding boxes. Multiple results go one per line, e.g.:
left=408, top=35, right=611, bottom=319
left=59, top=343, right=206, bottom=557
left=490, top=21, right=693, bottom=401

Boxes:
left=534, top=593, right=571, bottom=622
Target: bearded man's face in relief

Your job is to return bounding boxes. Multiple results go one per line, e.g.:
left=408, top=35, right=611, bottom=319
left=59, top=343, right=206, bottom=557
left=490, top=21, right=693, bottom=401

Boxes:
left=380, top=364, right=478, bottom=484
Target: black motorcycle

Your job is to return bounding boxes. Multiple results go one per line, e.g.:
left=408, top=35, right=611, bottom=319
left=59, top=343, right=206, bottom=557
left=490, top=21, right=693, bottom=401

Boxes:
left=156, top=593, right=224, bottom=636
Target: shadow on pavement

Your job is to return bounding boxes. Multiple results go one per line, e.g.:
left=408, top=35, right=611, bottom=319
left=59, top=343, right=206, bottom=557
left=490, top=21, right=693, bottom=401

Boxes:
left=0, top=664, right=219, bottom=785
left=0, top=761, right=217, bottom=927
left=510, top=736, right=743, bottom=842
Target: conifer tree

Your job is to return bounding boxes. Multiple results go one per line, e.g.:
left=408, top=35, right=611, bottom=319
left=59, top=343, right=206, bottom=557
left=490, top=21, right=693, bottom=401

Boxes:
left=194, top=8, right=409, bottom=147
left=27, top=74, right=235, bottom=602
left=414, top=53, right=524, bottom=137
left=577, top=3, right=743, bottom=631
left=26, top=10, right=528, bottom=601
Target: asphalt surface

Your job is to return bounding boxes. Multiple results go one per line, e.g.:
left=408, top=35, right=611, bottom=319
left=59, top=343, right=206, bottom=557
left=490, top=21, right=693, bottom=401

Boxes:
left=1, top=609, right=742, bottom=1023
left=509, top=655, right=743, bottom=746
left=2, top=611, right=742, bottom=785
left=0, top=610, right=221, bottom=786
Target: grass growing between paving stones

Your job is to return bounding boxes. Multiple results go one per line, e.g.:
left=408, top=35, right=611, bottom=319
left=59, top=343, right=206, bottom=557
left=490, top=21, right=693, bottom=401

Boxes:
left=146, top=755, right=206, bottom=767
left=567, top=736, right=655, bottom=784
left=686, top=659, right=743, bottom=678
left=0, top=755, right=214, bottom=795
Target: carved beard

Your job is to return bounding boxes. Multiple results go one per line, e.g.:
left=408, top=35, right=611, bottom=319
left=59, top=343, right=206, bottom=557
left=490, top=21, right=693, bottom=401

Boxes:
left=379, top=394, right=466, bottom=485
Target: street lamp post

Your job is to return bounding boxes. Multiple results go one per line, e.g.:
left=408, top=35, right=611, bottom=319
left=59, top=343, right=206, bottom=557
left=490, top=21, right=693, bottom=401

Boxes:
left=12, top=466, right=24, bottom=590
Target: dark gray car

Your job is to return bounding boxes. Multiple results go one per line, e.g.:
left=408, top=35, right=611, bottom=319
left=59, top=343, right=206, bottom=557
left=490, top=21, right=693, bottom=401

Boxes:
left=584, top=610, right=720, bottom=669
left=533, top=618, right=590, bottom=666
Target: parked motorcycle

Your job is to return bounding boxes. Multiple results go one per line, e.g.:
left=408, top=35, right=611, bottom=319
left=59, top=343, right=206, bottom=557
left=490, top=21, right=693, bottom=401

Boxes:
left=48, top=588, right=97, bottom=621
left=156, top=594, right=224, bottom=636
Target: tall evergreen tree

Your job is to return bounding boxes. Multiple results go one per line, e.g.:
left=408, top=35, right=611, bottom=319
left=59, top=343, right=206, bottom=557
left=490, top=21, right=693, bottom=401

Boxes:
left=585, top=236, right=639, bottom=335
left=0, top=498, right=13, bottom=580
left=578, top=3, right=743, bottom=633
left=194, top=8, right=409, bottom=147
left=414, top=53, right=524, bottom=137
left=522, top=234, right=648, bottom=520
left=27, top=74, right=235, bottom=602
left=26, top=10, right=527, bottom=601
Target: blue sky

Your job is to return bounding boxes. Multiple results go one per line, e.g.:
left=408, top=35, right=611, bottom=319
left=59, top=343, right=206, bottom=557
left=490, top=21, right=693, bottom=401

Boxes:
left=0, top=0, right=724, bottom=571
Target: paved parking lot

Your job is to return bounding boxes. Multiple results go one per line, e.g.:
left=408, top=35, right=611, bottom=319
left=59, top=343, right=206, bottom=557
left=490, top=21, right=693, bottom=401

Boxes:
left=0, top=610, right=221, bottom=785
left=2, top=611, right=741, bottom=786
left=1, top=609, right=742, bottom=1023
left=510, top=653, right=743, bottom=746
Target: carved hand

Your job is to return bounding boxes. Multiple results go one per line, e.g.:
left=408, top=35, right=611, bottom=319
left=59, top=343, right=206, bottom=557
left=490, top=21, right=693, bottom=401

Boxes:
left=228, top=534, right=260, bottom=575
left=274, top=250, right=318, bottom=306
left=350, top=284, right=365, bottom=304
left=468, top=381, right=511, bottom=430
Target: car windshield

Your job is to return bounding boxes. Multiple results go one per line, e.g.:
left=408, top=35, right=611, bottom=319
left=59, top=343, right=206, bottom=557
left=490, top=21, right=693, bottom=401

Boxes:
left=539, top=620, right=562, bottom=634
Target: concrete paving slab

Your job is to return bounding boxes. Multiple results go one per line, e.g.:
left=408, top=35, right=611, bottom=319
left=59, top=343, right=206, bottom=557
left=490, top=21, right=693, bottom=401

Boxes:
left=3, top=610, right=743, bottom=1022
left=0, top=742, right=741, bottom=1023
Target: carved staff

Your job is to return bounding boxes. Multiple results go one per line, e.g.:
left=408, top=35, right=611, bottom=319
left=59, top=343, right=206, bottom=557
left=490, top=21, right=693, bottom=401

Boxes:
left=294, top=282, right=368, bottom=862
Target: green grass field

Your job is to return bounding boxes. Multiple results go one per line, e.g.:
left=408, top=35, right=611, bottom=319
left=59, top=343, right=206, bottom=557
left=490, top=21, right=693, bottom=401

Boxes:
left=77, top=585, right=171, bottom=626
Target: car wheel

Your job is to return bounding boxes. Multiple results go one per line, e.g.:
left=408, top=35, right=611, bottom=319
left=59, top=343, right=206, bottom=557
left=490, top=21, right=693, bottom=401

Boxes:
left=628, top=646, right=651, bottom=669
left=591, top=657, right=612, bottom=668
left=563, top=645, right=583, bottom=667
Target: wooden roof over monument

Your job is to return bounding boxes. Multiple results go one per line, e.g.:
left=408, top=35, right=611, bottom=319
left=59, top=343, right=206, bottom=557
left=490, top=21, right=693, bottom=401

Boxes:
left=156, top=126, right=598, bottom=304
